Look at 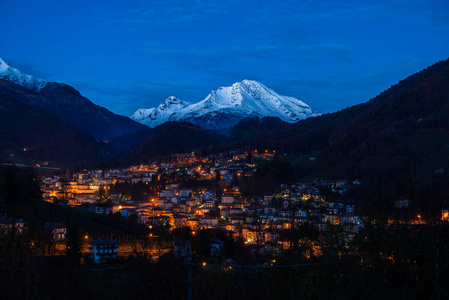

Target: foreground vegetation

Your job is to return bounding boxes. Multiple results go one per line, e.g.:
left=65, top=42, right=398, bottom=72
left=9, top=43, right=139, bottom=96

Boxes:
left=1, top=216, right=448, bottom=299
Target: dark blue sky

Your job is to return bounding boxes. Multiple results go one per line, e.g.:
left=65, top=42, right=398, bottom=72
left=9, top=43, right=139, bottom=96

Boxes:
left=1, top=0, right=448, bottom=116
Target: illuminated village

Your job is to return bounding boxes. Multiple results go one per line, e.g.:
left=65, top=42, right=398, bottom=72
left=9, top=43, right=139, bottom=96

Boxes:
left=3, top=149, right=448, bottom=298
left=38, top=149, right=438, bottom=263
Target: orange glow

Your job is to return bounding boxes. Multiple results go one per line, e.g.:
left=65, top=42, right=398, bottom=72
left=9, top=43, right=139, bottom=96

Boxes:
left=442, top=210, right=449, bottom=221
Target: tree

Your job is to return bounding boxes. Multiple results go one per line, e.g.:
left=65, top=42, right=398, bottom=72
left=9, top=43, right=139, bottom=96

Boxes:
left=0, top=165, right=41, bottom=206
left=66, top=225, right=83, bottom=265
left=0, top=229, right=39, bottom=299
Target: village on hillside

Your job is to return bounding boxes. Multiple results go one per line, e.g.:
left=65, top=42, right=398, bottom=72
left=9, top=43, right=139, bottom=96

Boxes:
left=34, top=150, right=366, bottom=261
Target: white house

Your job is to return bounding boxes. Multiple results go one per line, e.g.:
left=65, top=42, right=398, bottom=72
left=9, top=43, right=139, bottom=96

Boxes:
left=43, top=222, right=67, bottom=241
left=89, top=239, right=119, bottom=263
left=221, top=194, right=234, bottom=204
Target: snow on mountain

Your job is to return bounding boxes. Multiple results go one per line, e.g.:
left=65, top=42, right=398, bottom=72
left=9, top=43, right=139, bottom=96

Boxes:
left=131, top=96, right=190, bottom=127
left=0, top=58, right=48, bottom=91
left=131, top=80, right=320, bottom=130
left=0, top=58, right=147, bottom=140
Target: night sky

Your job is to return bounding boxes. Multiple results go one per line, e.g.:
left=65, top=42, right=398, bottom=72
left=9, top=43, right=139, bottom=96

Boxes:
left=1, top=0, right=448, bottom=116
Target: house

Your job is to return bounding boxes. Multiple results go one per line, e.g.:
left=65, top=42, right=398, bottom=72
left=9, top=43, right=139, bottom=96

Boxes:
left=174, top=216, right=188, bottom=228
left=221, top=194, right=234, bottom=204
left=210, top=239, right=224, bottom=256
left=324, top=214, right=341, bottom=225
left=263, top=194, right=275, bottom=205
left=264, top=206, right=276, bottom=215
left=295, top=209, right=307, bottom=218
left=204, top=200, right=215, bottom=208
left=201, top=218, right=218, bottom=226
left=80, top=202, right=113, bottom=214
left=229, top=216, right=244, bottom=224
left=163, top=201, right=174, bottom=211
left=89, top=239, right=119, bottom=263
left=230, top=186, right=240, bottom=194
left=0, top=214, right=26, bottom=233
left=229, top=208, right=243, bottom=215
left=353, top=216, right=364, bottom=228
left=264, top=230, right=280, bottom=243
left=160, top=189, right=175, bottom=199
left=312, top=220, right=327, bottom=232
left=204, top=190, right=216, bottom=201
left=346, top=205, right=355, bottom=214
left=342, top=215, right=355, bottom=225
left=278, top=210, right=292, bottom=218
left=246, top=207, right=264, bottom=216
left=119, top=208, right=136, bottom=218
left=173, top=204, right=189, bottom=214
left=186, top=198, right=198, bottom=207
left=157, top=198, right=166, bottom=208
left=180, top=189, right=193, bottom=197
left=44, top=222, right=67, bottom=241
left=220, top=208, right=230, bottom=218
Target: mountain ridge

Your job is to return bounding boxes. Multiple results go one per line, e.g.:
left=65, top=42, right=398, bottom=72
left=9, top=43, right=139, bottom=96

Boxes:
left=0, top=58, right=147, bottom=140
left=0, top=91, right=104, bottom=166
left=131, top=96, right=191, bottom=128
left=131, top=80, right=320, bottom=130
left=0, top=58, right=48, bottom=91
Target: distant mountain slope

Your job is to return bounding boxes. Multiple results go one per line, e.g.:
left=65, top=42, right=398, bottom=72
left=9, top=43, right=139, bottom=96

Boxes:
left=131, top=80, right=319, bottom=130
left=0, top=92, right=103, bottom=166
left=231, top=59, right=449, bottom=154
left=109, top=121, right=223, bottom=165
left=292, top=58, right=449, bottom=156
left=0, top=58, right=147, bottom=140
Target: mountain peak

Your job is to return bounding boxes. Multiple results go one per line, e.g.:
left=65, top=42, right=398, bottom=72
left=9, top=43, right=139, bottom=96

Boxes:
left=240, top=79, right=262, bottom=86
left=0, top=58, right=147, bottom=140
left=131, top=96, right=190, bottom=127
left=0, top=58, right=48, bottom=91
left=158, top=96, right=189, bottom=109
left=166, top=95, right=182, bottom=103
left=132, top=81, right=320, bottom=130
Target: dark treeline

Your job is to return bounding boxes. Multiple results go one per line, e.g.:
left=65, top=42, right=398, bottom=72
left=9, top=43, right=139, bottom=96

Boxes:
left=0, top=165, right=41, bottom=207
left=1, top=219, right=448, bottom=299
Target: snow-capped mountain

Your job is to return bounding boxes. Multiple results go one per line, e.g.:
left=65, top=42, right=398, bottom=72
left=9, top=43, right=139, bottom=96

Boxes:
left=131, top=80, right=320, bottom=130
left=131, top=96, right=190, bottom=127
left=0, top=58, right=147, bottom=140
left=0, top=58, right=48, bottom=91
